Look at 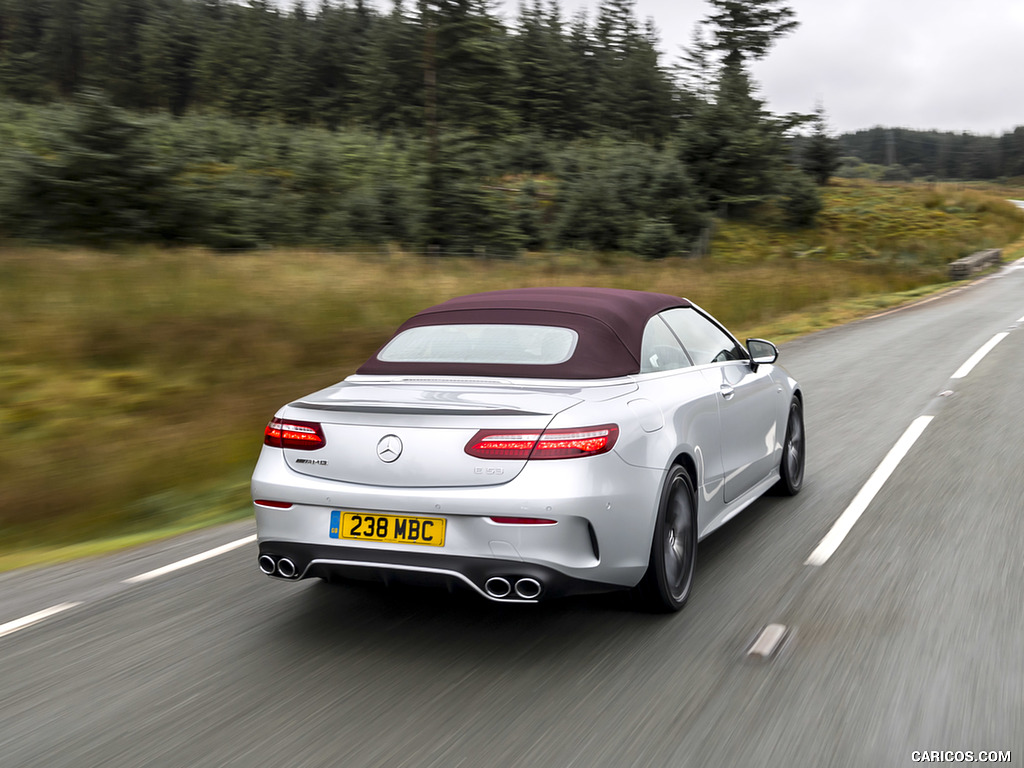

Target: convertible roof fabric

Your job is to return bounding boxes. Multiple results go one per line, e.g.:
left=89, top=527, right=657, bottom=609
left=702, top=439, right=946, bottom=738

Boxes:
left=356, top=287, right=691, bottom=379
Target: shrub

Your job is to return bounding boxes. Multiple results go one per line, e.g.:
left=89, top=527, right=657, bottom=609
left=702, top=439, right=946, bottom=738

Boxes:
left=0, top=90, right=178, bottom=244
left=632, top=217, right=680, bottom=259
left=775, top=170, right=822, bottom=228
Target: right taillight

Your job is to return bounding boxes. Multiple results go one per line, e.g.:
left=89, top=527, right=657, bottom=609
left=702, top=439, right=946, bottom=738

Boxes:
left=465, top=424, right=618, bottom=460
left=264, top=417, right=326, bottom=451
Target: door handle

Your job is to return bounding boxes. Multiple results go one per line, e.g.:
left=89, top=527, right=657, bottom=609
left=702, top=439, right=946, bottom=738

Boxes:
left=720, top=384, right=735, bottom=400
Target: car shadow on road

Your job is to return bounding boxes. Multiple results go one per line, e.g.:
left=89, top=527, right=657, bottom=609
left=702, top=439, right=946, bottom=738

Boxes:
left=252, top=491, right=802, bottom=671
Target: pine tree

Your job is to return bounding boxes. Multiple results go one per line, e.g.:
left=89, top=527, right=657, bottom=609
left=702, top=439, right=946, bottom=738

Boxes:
left=586, top=1, right=675, bottom=139
left=140, top=0, right=198, bottom=114
left=590, top=0, right=636, bottom=133
left=703, top=0, right=798, bottom=68
left=618, top=18, right=675, bottom=139
left=422, top=0, right=516, bottom=138
left=0, top=0, right=53, bottom=100
left=309, top=0, right=363, bottom=127
left=193, top=0, right=230, bottom=110
left=271, top=1, right=315, bottom=123
left=81, top=0, right=150, bottom=107
left=680, top=64, right=786, bottom=213
left=681, top=0, right=802, bottom=215
left=801, top=104, right=841, bottom=185
left=565, top=9, right=599, bottom=136
left=359, top=0, right=422, bottom=131
left=43, top=0, right=84, bottom=97
left=540, top=1, right=586, bottom=137
left=512, top=0, right=551, bottom=133
left=676, top=24, right=712, bottom=101
left=194, top=0, right=279, bottom=118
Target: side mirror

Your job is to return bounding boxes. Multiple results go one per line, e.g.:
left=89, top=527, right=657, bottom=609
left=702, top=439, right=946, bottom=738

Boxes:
left=746, top=338, right=778, bottom=371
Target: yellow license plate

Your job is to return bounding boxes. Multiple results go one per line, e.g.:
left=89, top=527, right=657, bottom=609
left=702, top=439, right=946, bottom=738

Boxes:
left=332, top=511, right=445, bottom=547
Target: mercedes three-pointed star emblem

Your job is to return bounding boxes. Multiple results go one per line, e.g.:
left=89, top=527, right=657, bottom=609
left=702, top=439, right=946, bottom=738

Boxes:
left=376, top=434, right=403, bottom=463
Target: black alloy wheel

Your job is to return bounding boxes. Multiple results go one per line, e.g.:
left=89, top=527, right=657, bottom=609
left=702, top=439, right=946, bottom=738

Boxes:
left=635, top=466, right=697, bottom=613
left=773, top=396, right=805, bottom=496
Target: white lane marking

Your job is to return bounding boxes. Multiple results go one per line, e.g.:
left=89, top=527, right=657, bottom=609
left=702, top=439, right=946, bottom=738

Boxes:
left=0, top=602, right=82, bottom=640
left=806, top=416, right=933, bottom=567
left=122, top=535, right=257, bottom=584
left=950, top=332, right=1009, bottom=379
left=748, top=623, right=787, bottom=657
left=1018, top=314, right=1024, bottom=323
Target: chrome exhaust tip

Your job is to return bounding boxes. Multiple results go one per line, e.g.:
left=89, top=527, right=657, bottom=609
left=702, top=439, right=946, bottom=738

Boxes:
left=276, top=558, right=297, bottom=579
left=514, top=578, right=542, bottom=600
left=484, top=576, right=512, bottom=598
left=257, top=555, right=277, bottom=575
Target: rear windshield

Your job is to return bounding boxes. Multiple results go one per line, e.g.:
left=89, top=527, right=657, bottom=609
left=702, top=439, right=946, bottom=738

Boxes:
left=377, top=324, right=579, bottom=365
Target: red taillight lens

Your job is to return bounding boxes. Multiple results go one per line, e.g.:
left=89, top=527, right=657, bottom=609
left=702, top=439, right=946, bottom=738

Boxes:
left=264, top=418, right=326, bottom=451
left=465, top=424, right=618, bottom=460
left=466, top=430, right=544, bottom=459
left=254, top=499, right=294, bottom=509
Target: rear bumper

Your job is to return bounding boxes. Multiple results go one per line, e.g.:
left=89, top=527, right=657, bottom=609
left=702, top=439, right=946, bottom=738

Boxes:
left=257, top=541, right=622, bottom=603
left=251, top=445, right=664, bottom=594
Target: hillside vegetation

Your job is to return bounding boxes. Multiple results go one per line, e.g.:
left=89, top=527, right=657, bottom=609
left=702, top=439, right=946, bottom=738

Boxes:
left=0, top=1, right=836, bottom=257
left=2, top=182, right=1022, bottom=569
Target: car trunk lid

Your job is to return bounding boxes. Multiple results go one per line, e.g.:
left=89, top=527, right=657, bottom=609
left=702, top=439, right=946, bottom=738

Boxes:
left=279, top=379, right=584, bottom=488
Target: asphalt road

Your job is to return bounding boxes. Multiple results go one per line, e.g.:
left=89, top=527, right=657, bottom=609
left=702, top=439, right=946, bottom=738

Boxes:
left=3, top=262, right=1024, bottom=768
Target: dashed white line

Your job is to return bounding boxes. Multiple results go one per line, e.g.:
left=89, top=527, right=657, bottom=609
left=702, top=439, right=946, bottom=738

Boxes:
left=806, top=416, right=933, bottom=567
left=748, top=623, right=788, bottom=657
left=951, top=332, right=1009, bottom=379
left=0, top=602, right=82, bottom=640
left=122, top=535, right=257, bottom=584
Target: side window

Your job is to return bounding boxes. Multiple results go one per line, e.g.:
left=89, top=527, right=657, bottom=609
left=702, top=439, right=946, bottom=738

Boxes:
left=660, top=308, right=745, bottom=366
left=640, top=315, right=692, bottom=373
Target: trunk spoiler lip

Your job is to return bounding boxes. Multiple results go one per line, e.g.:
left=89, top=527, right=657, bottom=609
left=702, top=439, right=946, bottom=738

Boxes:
left=289, top=401, right=549, bottom=416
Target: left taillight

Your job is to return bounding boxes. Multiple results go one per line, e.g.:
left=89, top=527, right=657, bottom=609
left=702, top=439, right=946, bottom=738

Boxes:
left=264, top=417, right=326, bottom=451
left=465, top=424, right=618, bottom=460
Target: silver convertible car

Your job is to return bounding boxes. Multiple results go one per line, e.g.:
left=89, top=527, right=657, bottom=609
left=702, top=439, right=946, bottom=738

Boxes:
left=251, top=287, right=804, bottom=611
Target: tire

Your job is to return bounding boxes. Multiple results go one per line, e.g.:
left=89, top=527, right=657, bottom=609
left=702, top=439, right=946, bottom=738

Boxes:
left=634, top=466, right=697, bottom=613
left=772, top=397, right=805, bottom=496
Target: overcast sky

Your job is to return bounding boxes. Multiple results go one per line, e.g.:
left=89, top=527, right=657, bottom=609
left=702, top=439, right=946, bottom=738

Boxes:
left=508, top=0, right=1024, bottom=135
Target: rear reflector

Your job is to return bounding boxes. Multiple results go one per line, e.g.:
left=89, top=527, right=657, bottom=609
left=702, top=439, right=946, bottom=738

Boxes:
left=264, top=418, right=326, bottom=451
left=488, top=517, right=557, bottom=525
left=254, top=499, right=294, bottom=509
left=466, top=424, right=618, bottom=460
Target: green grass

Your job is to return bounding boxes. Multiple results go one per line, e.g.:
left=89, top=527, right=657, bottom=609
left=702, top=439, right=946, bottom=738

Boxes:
left=2, top=181, right=1022, bottom=571
left=711, top=180, right=1024, bottom=264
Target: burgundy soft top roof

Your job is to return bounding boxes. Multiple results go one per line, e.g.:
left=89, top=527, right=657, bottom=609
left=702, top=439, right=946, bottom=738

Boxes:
left=356, top=287, right=692, bottom=379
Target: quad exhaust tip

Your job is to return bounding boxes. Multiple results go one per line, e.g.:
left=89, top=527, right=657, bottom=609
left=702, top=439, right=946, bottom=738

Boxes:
left=484, top=577, right=512, bottom=598
left=484, top=576, right=543, bottom=600
left=514, top=578, right=542, bottom=600
left=259, top=555, right=298, bottom=579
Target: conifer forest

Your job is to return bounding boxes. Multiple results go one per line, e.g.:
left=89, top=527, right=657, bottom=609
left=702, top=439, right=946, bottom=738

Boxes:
left=0, top=0, right=1021, bottom=253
